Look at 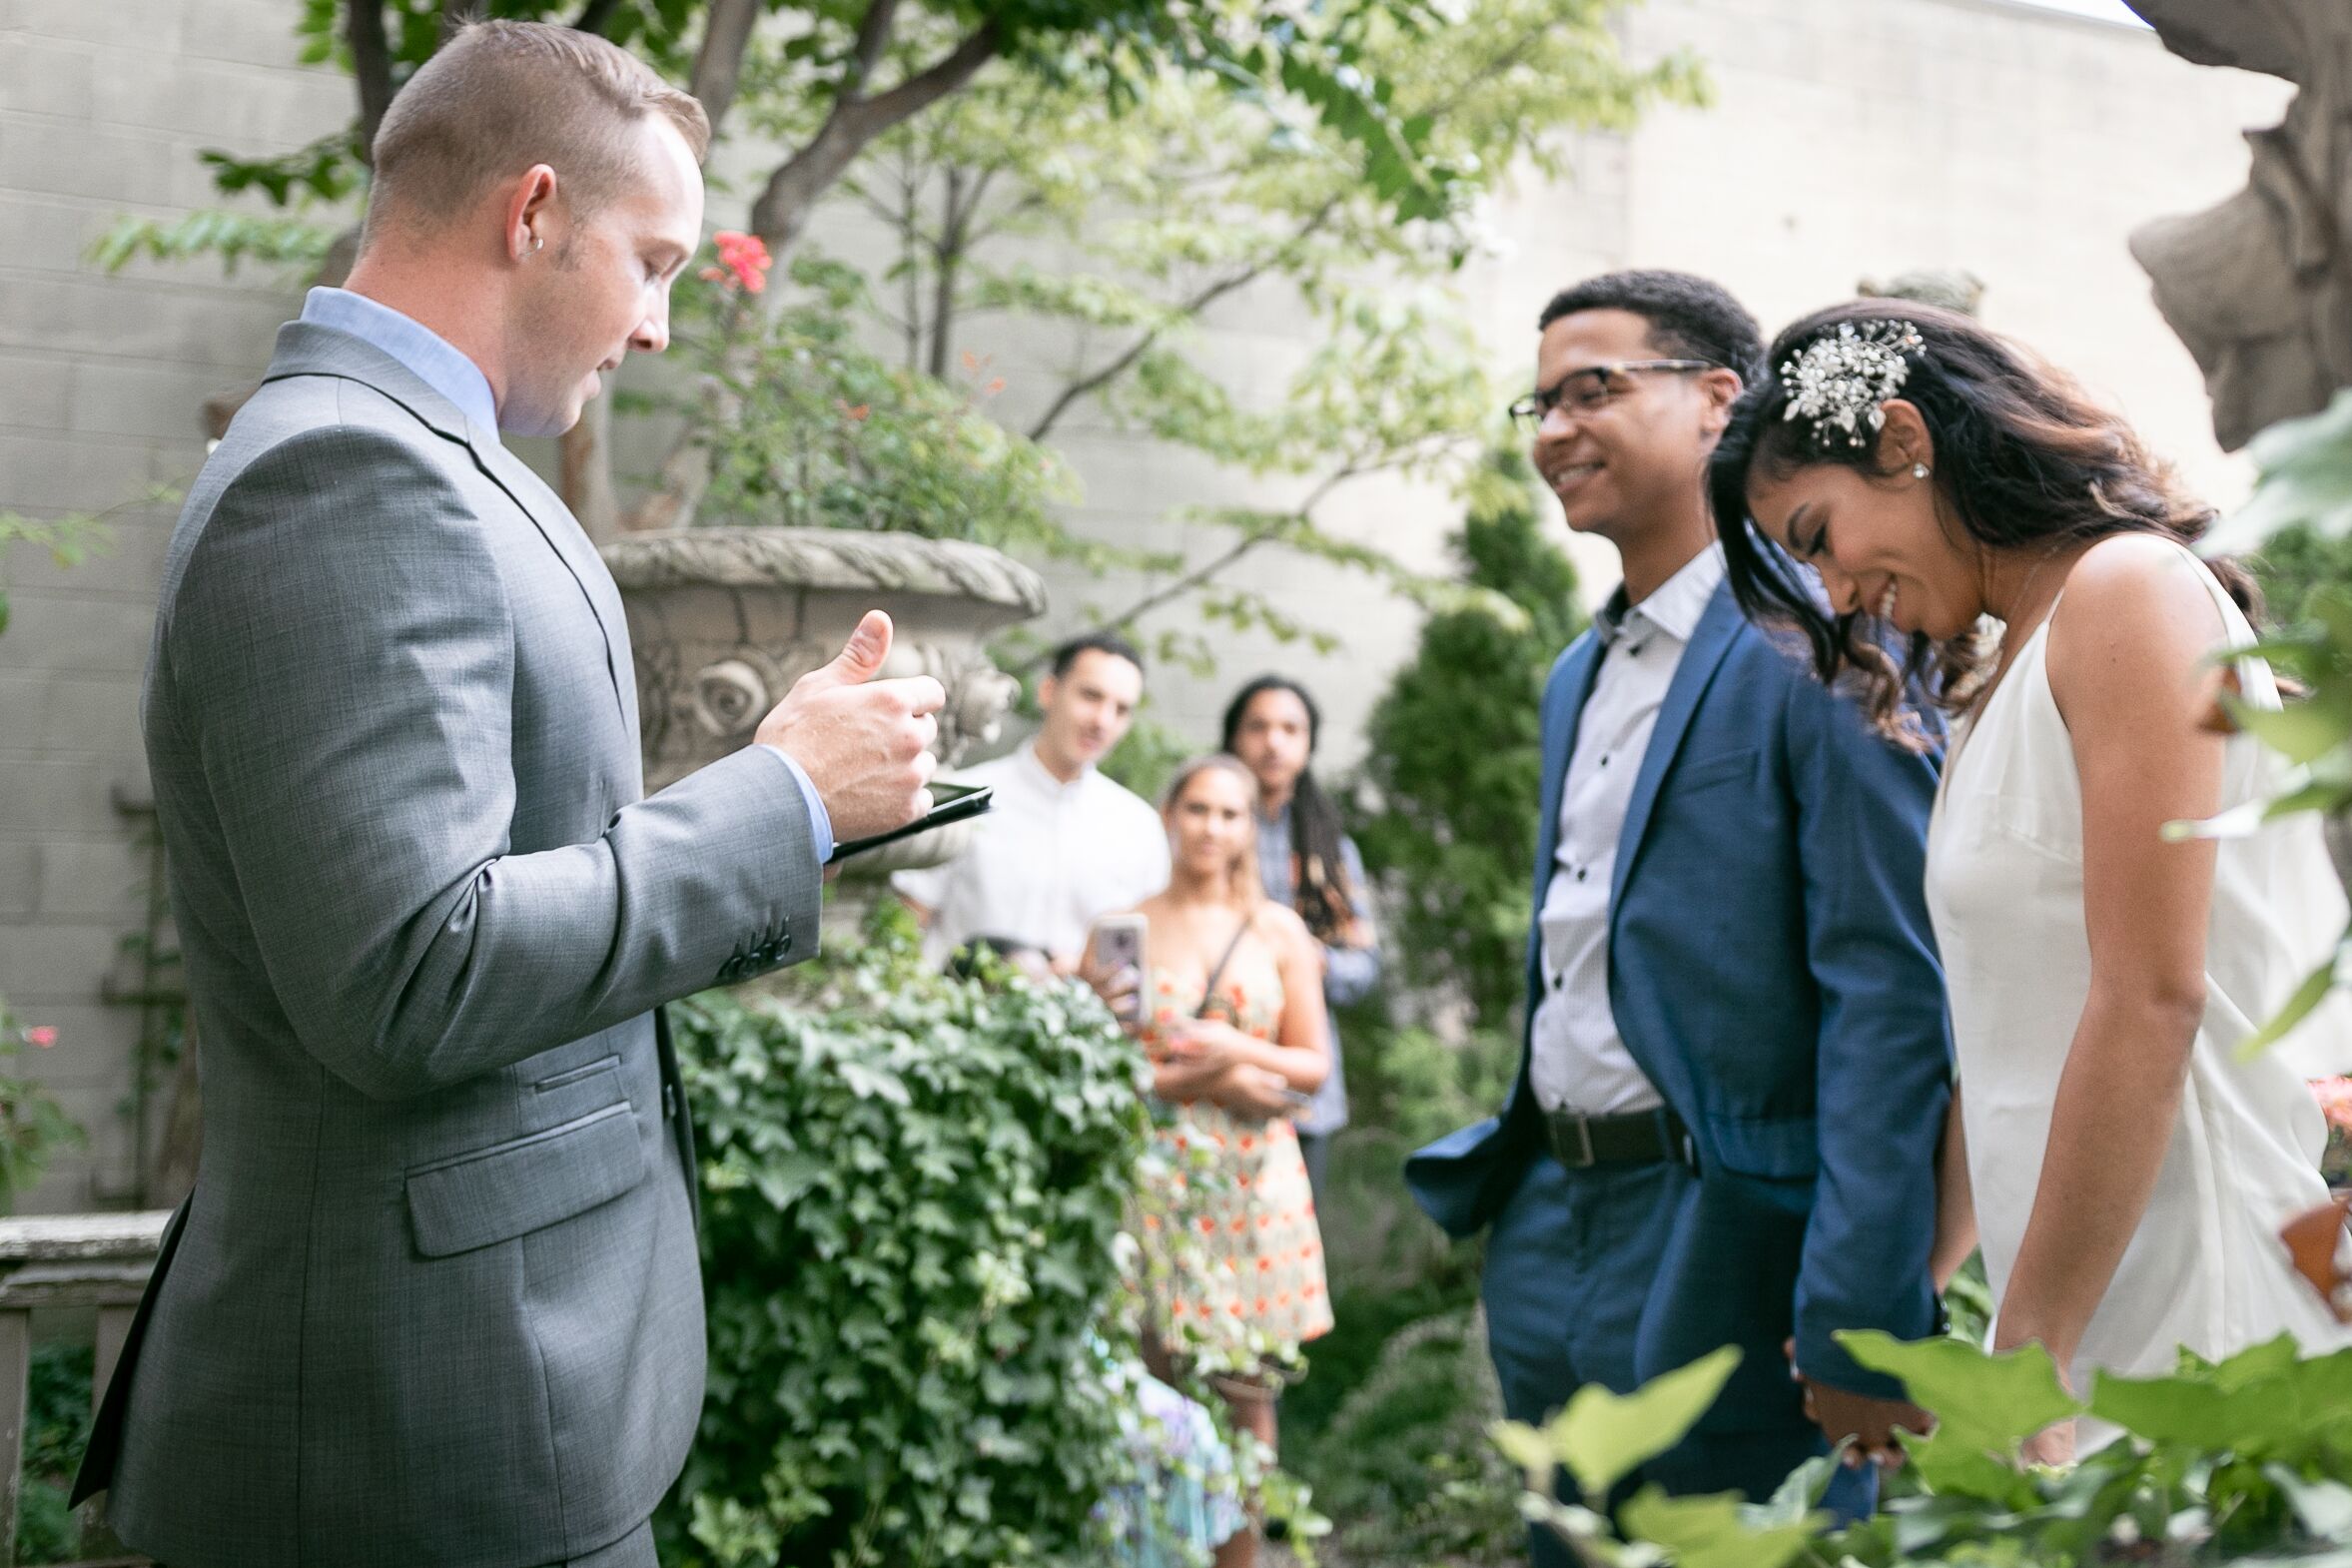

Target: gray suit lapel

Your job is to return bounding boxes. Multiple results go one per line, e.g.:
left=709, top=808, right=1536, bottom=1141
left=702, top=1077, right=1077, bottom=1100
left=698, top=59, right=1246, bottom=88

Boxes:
left=470, top=437, right=638, bottom=740
left=261, top=323, right=637, bottom=737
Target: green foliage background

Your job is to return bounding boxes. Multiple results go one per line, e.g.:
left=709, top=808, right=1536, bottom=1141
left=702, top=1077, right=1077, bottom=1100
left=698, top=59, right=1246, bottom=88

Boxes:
left=1352, top=449, right=1588, bottom=1048
left=2253, top=522, right=2352, bottom=630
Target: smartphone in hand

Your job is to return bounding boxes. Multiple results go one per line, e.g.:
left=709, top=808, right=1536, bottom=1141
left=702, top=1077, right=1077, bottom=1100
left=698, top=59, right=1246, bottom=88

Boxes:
left=1091, top=913, right=1148, bottom=1025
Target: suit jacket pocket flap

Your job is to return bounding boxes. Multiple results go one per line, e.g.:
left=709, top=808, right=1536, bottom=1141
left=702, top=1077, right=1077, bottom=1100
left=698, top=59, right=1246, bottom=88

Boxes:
left=1704, top=1114, right=1818, bottom=1179
left=406, top=1104, right=646, bottom=1258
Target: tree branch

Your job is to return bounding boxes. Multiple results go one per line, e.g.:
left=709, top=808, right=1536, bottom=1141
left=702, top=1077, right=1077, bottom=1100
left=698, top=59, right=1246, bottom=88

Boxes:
left=927, top=164, right=982, bottom=380
left=844, top=0, right=902, bottom=97
left=1087, top=464, right=1364, bottom=648
left=903, top=154, right=926, bottom=372
left=688, top=0, right=761, bottom=142
left=347, top=2, right=394, bottom=156
left=747, top=22, right=999, bottom=258
left=1025, top=194, right=1347, bottom=443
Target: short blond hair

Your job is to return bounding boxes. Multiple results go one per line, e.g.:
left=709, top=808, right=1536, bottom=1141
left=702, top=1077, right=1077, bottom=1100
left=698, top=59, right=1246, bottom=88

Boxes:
left=366, top=20, right=710, bottom=239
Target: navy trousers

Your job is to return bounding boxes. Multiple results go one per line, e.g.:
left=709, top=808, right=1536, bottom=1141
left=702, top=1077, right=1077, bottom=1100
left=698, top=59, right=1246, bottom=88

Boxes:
left=1482, top=1154, right=1873, bottom=1567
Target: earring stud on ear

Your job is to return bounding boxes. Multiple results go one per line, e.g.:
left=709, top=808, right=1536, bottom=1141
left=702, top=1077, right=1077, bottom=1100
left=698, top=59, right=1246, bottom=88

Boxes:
left=1911, top=462, right=1930, bottom=479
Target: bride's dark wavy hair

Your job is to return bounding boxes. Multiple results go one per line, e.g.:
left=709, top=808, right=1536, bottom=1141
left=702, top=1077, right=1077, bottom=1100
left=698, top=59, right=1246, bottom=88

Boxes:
left=1707, top=300, right=2255, bottom=741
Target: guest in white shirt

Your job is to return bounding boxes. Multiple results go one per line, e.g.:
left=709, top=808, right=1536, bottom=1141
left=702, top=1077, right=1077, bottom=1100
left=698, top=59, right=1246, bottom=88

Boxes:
left=894, top=632, right=1170, bottom=973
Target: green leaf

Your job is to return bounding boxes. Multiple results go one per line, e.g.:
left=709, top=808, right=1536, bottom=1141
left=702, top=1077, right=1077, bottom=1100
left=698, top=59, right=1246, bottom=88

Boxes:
left=1837, top=1330, right=2081, bottom=1451
left=750, top=1152, right=825, bottom=1211
left=2089, top=1338, right=2352, bottom=1456
left=2268, top=779, right=2352, bottom=822
left=1619, top=1485, right=1821, bottom=1568
left=2235, top=954, right=2344, bottom=1061
left=2236, top=388, right=2352, bottom=542
left=835, top=1059, right=911, bottom=1106
left=1540, top=1344, right=1741, bottom=1502
left=1752, top=1452, right=1838, bottom=1527
left=2227, top=688, right=2352, bottom=765
left=1491, top=1417, right=1557, bottom=1482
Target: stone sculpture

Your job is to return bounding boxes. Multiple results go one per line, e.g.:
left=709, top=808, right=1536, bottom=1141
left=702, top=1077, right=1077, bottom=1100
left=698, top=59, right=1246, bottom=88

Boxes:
left=2126, top=0, right=2352, bottom=450
left=601, top=526, right=1046, bottom=877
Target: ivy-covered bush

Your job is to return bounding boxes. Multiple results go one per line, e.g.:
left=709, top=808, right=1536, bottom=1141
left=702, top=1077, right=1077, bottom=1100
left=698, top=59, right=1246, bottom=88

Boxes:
left=15, top=1343, right=93, bottom=1566
left=657, top=907, right=1151, bottom=1568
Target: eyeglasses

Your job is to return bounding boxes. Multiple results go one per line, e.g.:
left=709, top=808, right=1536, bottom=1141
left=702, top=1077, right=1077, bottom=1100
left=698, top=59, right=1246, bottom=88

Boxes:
left=1507, top=360, right=1719, bottom=429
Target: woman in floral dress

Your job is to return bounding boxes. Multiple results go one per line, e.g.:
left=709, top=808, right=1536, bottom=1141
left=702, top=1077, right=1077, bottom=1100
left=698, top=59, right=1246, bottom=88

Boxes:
left=1089, top=753, right=1332, bottom=1568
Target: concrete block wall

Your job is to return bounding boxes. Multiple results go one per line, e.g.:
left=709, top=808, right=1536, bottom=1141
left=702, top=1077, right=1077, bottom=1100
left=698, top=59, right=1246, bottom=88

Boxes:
left=0, top=0, right=347, bottom=1210
left=0, top=0, right=2298, bottom=1210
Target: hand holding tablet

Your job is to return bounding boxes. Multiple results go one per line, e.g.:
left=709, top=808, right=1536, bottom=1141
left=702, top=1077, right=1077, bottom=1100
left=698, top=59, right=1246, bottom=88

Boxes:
left=825, top=781, right=994, bottom=865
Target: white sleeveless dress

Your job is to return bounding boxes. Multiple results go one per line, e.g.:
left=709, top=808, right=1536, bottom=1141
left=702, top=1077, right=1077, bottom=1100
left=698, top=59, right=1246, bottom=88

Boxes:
left=1926, top=541, right=2352, bottom=1393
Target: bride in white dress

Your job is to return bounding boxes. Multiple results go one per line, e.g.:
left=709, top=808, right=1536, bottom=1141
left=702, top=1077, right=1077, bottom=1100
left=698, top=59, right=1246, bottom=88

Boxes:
left=1708, top=302, right=2351, bottom=1463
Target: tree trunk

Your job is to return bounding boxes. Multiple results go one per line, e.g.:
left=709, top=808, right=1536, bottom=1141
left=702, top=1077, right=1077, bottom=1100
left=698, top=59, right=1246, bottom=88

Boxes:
left=689, top=0, right=762, bottom=137
left=747, top=23, right=999, bottom=259
left=347, top=1, right=394, bottom=155
left=562, top=394, right=622, bottom=541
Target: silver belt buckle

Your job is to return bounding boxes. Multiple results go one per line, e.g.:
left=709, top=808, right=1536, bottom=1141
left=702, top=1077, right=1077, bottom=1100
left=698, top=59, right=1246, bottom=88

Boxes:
left=1558, top=1110, right=1596, bottom=1169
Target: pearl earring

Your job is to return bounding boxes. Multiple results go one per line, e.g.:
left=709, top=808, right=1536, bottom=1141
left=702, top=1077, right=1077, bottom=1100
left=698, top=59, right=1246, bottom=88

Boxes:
left=1911, top=462, right=1930, bottom=480
left=529, top=234, right=543, bottom=255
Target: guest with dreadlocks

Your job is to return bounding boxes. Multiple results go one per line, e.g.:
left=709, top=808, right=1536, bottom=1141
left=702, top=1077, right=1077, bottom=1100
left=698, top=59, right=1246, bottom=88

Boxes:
left=1221, top=675, right=1381, bottom=1199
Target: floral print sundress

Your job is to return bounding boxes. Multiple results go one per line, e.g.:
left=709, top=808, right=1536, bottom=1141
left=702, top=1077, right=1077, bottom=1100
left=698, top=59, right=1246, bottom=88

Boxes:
left=1137, top=933, right=1332, bottom=1348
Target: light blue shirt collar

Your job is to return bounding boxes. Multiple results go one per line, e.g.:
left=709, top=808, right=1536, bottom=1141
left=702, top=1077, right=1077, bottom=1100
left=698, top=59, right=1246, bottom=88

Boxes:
left=300, top=287, right=501, bottom=442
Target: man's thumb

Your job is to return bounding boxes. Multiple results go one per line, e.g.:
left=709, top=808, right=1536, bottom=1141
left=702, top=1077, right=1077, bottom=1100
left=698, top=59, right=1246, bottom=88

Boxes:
left=824, top=609, right=894, bottom=685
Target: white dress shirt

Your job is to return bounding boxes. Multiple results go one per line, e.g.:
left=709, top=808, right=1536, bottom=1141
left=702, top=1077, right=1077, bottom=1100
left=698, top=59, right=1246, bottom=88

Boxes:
left=1528, top=544, right=1726, bottom=1115
left=891, top=740, right=1171, bottom=968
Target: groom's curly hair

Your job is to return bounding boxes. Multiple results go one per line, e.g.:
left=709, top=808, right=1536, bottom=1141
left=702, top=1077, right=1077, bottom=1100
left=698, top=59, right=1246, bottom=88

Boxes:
left=1537, top=271, right=1766, bottom=384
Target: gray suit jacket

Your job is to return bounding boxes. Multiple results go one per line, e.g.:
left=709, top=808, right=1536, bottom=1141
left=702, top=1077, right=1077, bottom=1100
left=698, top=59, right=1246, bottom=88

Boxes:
left=73, top=321, right=824, bottom=1567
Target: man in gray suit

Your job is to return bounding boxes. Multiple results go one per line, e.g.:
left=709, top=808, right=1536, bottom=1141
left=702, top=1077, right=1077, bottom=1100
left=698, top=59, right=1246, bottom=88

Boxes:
left=71, top=23, right=941, bottom=1568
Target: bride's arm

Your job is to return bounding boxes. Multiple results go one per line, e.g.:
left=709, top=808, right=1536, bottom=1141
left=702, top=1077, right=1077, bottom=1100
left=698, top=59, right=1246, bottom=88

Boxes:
left=1932, top=1085, right=1977, bottom=1292
left=1990, top=540, right=2227, bottom=1370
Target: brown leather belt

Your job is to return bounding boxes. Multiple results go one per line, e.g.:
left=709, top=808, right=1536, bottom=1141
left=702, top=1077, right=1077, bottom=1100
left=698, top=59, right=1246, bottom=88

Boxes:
left=1544, top=1106, right=1697, bottom=1172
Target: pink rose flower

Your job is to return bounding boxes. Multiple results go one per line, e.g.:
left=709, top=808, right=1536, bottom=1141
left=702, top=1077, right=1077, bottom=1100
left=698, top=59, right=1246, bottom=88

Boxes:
left=23, top=1026, right=56, bottom=1049
left=709, top=230, right=771, bottom=295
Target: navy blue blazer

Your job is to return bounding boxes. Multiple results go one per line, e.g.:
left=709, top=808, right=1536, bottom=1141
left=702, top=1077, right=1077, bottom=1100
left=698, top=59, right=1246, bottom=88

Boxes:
left=1405, top=580, right=1951, bottom=1402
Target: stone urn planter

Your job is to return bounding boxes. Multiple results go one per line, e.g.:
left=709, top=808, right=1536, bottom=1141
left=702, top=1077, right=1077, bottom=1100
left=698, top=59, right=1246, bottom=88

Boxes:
left=600, top=526, right=1046, bottom=879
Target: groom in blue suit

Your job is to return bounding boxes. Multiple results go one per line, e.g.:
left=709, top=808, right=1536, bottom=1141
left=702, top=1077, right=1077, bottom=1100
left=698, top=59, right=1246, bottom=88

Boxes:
left=1406, top=272, right=1951, bottom=1548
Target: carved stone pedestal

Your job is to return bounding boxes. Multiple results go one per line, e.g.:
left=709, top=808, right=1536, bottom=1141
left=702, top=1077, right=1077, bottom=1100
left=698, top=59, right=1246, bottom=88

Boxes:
left=600, top=527, right=1046, bottom=881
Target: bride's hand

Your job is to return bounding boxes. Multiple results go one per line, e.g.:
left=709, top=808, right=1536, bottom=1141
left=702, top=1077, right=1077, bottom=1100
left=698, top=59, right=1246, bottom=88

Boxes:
left=2018, top=1419, right=2075, bottom=1469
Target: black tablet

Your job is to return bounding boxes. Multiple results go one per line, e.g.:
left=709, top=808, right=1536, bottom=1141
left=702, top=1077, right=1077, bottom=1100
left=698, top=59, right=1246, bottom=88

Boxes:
left=825, top=781, right=995, bottom=865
